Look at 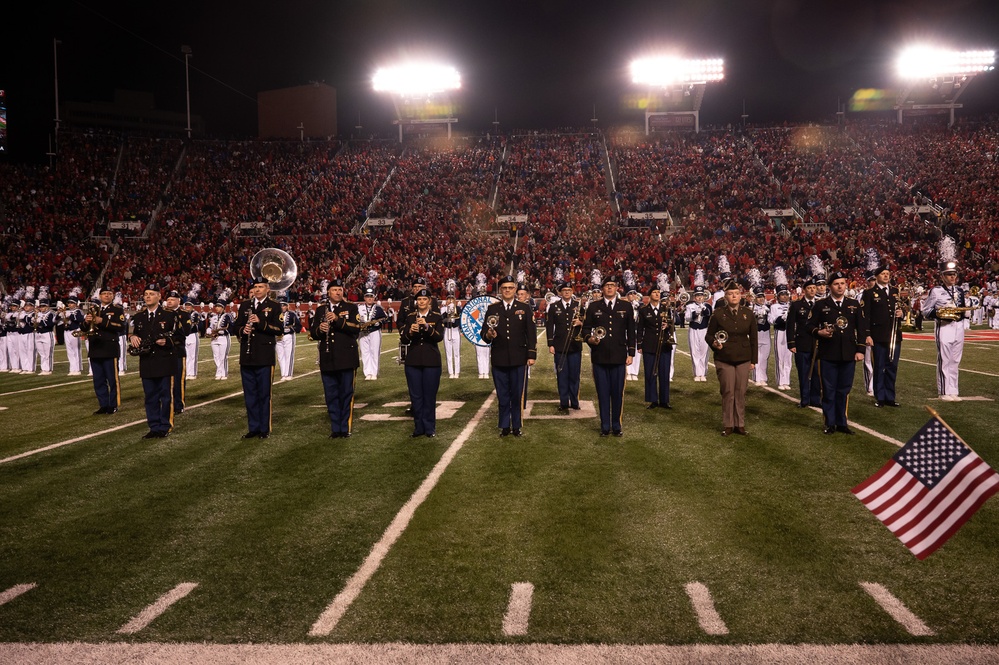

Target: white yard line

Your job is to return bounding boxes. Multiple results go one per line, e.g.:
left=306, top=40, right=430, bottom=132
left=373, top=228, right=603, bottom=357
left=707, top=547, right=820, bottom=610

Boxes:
left=2, top=643, right=999, bottom=664
left=501, top=582, right=534, bottom=636
left=309, top=391, right=497, bottom=637
left=0, top=583, right=36, bottom=606
left=900, top=357, right=999, bottom=378
left=116, top=583, right=199, bottom=635
left=0, top=370, right=320, bottom=466
left=684, top=582, right=729, bottom=635
left=859, top=582, right=935, bottom=636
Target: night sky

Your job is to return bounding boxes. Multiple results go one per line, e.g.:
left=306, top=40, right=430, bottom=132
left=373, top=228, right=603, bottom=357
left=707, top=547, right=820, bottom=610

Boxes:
left=6, top=0, right=999, bottom=157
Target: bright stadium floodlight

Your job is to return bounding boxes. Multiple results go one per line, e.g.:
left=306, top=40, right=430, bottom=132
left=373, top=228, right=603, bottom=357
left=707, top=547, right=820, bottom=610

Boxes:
left=630, top=56, right=725, bottom=87
left=893, top=45, right=995, bottom=127
left=896, top=46, right=995, bottom=79
left=630, top=55, right=724, bottom=134
left=372, top=63, right=461, bottom=96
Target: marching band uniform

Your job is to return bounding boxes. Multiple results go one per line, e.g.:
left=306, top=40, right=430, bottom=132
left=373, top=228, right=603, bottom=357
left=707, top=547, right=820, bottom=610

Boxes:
left=235, top=284, right=284, bottom=438
left=4, top=303, right=19, bottom=372
left=482, top=276, right=537, bottom=436
left=923, top=262, right=969, bottom=401
left=862, top=266, right=902, bottom=407
left=276, top=297, right=301, bottom=381
left=441, top=298, right=463, bottom=378
left=131, top=287, right=183, bottom=438
left=807, top=271, right=867, bottom=434
left=684, top=288, right=712, bottom=381
left=184, top=304, right=201, bottom=379
left=857, top=276, right=877, bottom=396
left=34, top=301, right=57, bottom=375
left=625, top=291, right=642, bottom=382
left=358, top=289, right=387, bottom=380
left=769, top=288, right=793, bottom=390
left=545, top=284, right=582, bottom=411
left=637, top=294, right=673, bottom=409
left=207, top=302, right=233, bottom=380
left=706, top=282, right=758, bottom=435
left=786, top=282, right=821, bottom=408
left=751, top=289, right=771, bottom=386
left=401, top=289, right=444, bottom=437
left=0, top=302, right=7, bottom=372
left=64, top=299, right=86, bottom=375
left=583, top=277, right=636, bottom=436
left=16, top=302, right=37, bottom=373
left=117, top=307, right=130, bottom=375
left=88, top=288, right=126, bottom=414
left=164, top=292, right=192, bottom=415
left=310, top=279, right=360, bottom=438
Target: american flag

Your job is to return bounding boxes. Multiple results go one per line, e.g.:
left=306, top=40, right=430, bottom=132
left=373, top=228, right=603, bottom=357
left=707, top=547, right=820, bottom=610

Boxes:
left=852, top=415, right=999, bottom=560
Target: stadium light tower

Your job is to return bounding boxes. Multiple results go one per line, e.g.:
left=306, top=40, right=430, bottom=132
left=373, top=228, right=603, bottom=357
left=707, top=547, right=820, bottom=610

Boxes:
left=373, top=62, right=461, bottom=142
left=894, top=45, right=995, bottom=127
left=630, top=55, right=724, bottom=134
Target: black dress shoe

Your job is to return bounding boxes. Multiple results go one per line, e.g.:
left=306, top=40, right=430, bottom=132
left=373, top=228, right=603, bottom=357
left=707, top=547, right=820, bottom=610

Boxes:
left=341, top=432, right=351, bottom=438
left=242, top=432, right=259, bottom=439
left=887, top=401, right=901, bottom=407
left=512, top=429, right=523, bottom=437
left=570, top=405, right=581, bottom=410
left=557, top=405, right=569, bottom=412
left=600, top=430, right=610, bottom=437
left=797, top=404, right=809, bottom=409
left=142, top=431, right=157, bottom=439
left=411, top=432, right=424, bottom=438
left=154, top=431, right=169, bottom=438
left=106, top=407, right=118, bottom=414
left=734, top=427, right=748, bottom=435
left=662, top=403, right=672, bottom=409
left=823, top=427, right=836, bottom=435
left=613, top=430, right=623, bottom=437
left=646, top=403, right=658, bottom=409
left=837, top=426, right=855, bottom=435
left=874, top=401, right=883, bottom=408
left=722, top=427, right=733, bottom=436
left=426, top=433, right=436, bottom=438
left=94, top=408, right=108, bottom=415
left=258, top=432, right=270, bottom=439
left=500, top=427, right=511, bottom=437
left=330, top=433, right=341, bottom=439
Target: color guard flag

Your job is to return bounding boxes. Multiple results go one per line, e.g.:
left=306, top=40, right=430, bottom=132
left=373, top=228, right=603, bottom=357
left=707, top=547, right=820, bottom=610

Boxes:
left=852, top=413, right=999, bottom=559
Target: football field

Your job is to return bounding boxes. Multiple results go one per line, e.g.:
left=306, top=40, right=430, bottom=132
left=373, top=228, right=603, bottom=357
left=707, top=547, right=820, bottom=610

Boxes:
left=1, top=328, right=998, bottom=663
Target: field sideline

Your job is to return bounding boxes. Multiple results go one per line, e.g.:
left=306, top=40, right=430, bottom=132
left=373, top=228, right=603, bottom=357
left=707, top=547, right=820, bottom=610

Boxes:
left=1, top=326, right=998, bottom=662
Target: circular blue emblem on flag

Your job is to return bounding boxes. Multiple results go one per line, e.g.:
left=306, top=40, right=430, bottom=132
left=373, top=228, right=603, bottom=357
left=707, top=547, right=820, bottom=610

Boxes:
left=461, top=295, right=499, bottom=347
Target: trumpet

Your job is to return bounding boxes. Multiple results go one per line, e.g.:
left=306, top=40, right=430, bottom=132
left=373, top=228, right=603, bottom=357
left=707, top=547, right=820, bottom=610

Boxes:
left=485, top=313, right=500, bottom=330
left=73, top=304, right=99, bottom=339
left=936, top=306, right=976, bottom=322
left=591, top=326, right=607, bottom=341
left=714, top=330, right=729, bottom=347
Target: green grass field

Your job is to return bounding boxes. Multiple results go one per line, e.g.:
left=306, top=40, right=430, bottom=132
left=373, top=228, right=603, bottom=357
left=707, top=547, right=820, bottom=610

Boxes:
left=1, top=327, right=998, bottom=649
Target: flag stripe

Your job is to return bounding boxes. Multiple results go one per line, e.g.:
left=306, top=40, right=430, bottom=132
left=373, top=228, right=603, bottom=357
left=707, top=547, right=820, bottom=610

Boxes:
left=892, top=459, right=993, bottom=539
left=858, top=466, right=915, bottom=511
left=871, top=475, right=924, bottom=520
left=908, top=474, right=999, bottom=559
left=852, top=460, right=906, bottom=499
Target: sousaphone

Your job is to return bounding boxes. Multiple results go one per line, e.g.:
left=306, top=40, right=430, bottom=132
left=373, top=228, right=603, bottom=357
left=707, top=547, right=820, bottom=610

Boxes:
left=250, top=248, right=298, bottom=292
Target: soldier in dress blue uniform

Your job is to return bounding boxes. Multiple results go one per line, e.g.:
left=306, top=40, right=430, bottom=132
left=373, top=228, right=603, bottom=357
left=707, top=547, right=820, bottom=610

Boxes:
left=862, top=261, right=904, bottom=408
left=130, top=285, right=184, bottom=438
left=310, top=278, right=361, bottom=438
left=86, top=287, right=126, bottom=414
left=164, top=290, right=193, bottom=415
left=786, top=277, right=821, bottom=408
left=482, top=275, right=537, bottom=437
left=545, top=281, right=582, bottom=411
left=400, top=288, right=444, bottom=438
left=637, top=283, right=674, bottom=409
left=583, top=275, right=637, bottom=437
left=807, top=271, right=868, bottom=435
left=234, top=278, right=284, bottom=439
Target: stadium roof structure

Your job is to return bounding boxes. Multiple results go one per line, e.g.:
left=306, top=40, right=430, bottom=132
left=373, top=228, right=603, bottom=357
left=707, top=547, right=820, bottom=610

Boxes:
left=894, top=46, right=995, bottom=126
left=629, top=56, right=724, bottom=134
left=372, top=62, right=461, bottom=141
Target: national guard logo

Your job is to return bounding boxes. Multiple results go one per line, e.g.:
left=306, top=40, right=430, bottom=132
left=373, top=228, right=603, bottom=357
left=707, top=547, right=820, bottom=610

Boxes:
left=460, top=295, right=500, bottom=347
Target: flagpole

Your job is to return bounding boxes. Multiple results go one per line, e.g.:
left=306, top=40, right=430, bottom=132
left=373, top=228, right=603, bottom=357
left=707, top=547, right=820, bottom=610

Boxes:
left=924, top=405, right=981, bottom=456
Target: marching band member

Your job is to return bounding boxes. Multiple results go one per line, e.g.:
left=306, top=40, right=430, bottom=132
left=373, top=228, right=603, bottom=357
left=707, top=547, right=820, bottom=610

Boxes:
left=807, top=271, right=867, bottom=434
left=769, top=271, right=793, bottom=390
left=473, top=274, right=492, bottom=379
left=441, top=282, right=462, bottom=379
left=583, top=274, right=636, bottom=437
left=116, top=295, right=130, bottom=375
left=787, top=274, right=821, bottom=409
left=624, top=272, right=642, bottom=383
left=863, top=258, right=903, bottom=408
left=235, top=277, right=284, bottom=439
left=858, top=268, right=878, bottom=397
left=545, top=280, right=582, bottom=411
left=276, top=294, right=300, bottom=381
left=685, top=271, right=712, bottom=382
left=64, top=295, right=86, bottom=375
left=401, top=288, right=444, bottom=438
left=706, top=279, right=757, bottom=436
left=310, top=278, right=360, bottom=439
left=16, top=297, right=37, bottom=373
left=516, top=279, right=535, bottom=406
left=482, top=275, right=537, bottom=437
left=34, top=295, right=57, bottom=375
left=0, top=298, right=8, bottom=373
left=207, top=297, right=233, bottom=380
left=87, top=287, right=126, bottom=414
left=712, top=255, right=731, bottom=308
left=749, top=286, right=771, bottom=387
left=184, top=286, right=202, bottom=380
left=164, top=290, right=192, bottom=414
left=358, top=287, right=387, bottom=380
left=130, top=285, right=183, bottom=438
left=923, top=238, right=969, bottom=402
left=4, top=299, right=20, bottom=373
left=637, top=276, right=674, bottom=409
